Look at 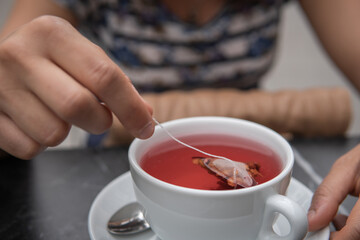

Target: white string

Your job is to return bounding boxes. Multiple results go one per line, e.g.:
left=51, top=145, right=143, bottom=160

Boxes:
left=152, top=117, right=237, bottom=187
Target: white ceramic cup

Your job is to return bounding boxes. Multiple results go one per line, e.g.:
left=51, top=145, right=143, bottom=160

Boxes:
left=129, top=117, right=308, bottom=240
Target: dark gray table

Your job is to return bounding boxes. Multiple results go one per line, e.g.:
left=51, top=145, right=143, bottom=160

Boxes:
left=0, top=137, right=359, bottom=240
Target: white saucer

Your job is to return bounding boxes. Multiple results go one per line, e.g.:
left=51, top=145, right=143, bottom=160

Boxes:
left=88, top=172, right=329, bottom=240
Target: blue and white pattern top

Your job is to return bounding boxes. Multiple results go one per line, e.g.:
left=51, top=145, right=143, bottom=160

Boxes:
left=54, top=0, right=284, bottom=92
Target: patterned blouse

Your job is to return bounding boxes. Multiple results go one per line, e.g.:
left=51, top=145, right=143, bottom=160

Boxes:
left=54, top=0, right=284, bottom=93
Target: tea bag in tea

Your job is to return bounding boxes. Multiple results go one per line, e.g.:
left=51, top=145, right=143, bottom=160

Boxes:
left=152, top=118, right=260, bottom=189
left=193, top=157, right=260, bottom=188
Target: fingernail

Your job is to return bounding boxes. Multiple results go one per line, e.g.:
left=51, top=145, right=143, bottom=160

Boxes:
left=137, top=121, right=154, bottom=139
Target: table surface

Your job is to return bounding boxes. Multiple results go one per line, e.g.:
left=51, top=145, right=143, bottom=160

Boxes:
left=1, top=137, right=359, bottom=240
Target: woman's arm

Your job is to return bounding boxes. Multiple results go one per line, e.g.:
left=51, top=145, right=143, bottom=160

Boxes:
left=299, top=0, right=360, bottom=92
left=300, top=1, right=360, bottom=238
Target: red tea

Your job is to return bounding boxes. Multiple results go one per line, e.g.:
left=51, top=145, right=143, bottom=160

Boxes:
left=140, top=134, right=282, bottom=190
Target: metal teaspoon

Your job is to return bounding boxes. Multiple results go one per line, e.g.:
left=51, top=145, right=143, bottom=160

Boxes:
left=107, top=202, right=150, bottom=235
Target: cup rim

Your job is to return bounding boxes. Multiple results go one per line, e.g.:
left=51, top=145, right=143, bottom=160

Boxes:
left=129, top=116, right=294, bottom=196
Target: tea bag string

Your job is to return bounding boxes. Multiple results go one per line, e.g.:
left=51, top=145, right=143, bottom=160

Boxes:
left=152, top=118, right=232, bottom=160
left=152, top=117, right=237, bottom=187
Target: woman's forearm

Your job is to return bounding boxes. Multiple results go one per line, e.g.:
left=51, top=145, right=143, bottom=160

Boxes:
left=299, top=0, right=360, bottom=93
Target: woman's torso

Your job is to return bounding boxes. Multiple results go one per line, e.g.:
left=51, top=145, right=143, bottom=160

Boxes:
left=55, top=0, right=284, bottom=92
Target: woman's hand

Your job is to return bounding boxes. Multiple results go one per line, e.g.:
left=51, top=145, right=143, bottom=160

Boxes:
left=0, top=16, right=154, bottom=159
left=308, top=144, right=360, bottom=239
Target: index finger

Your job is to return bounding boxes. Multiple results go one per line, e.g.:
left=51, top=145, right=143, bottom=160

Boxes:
left=42, top=17, right=154, bottom=139
left=308, top=144, right=360, bottom=231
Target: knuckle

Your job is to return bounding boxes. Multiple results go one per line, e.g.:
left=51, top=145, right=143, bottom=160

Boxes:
left=40, top=122, right=70, bottom=146
left=92, top=112, right=113, bottom=134
left=0, top=15, right=71, bottom=63
left=123, top=103, right=140, bottom=122
left=0, top=35, right=27, bottom=63
left=314, top=183, right=333, bottom=199
left=58, top=90, right=91, bottom=121
left=310, top=184, right=333, bottom=209
left=31, top=15, right=70, bottom=33
left=29, top=15, right=72, bottom=41
left=89, top=60, right=119, bottom=95
left=19, top=141, right=42, bottom=160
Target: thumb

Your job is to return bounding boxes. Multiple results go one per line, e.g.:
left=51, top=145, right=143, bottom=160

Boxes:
left=307, top=146, right=360, bottom=231
left=307, top=183, right=340, bottom=231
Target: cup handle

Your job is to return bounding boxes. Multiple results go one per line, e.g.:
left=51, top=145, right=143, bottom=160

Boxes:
left=256, top=194, right=308, bottom=240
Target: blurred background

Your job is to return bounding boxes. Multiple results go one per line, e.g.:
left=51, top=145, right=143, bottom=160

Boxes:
left=1, top=0, right=360, bottom=148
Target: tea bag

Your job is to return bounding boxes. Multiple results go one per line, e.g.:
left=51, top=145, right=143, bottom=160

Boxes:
left=153, top=118, right=259, bottom=189
left=193, top=157, right=259, bottom=188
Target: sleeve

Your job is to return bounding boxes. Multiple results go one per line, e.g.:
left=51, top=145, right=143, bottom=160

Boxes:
left=103, top=87, right=352, bottom=146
